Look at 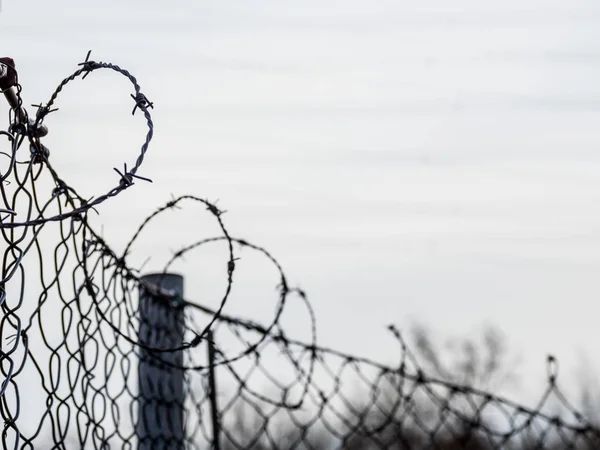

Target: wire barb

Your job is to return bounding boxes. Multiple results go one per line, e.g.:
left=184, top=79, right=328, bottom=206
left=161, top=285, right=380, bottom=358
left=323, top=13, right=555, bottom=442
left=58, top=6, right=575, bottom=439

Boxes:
left=131, top=92, right=154, bottom=116
left=114, top=163, right=153, bottom=188
left=78, top=49, right=99, bottom=79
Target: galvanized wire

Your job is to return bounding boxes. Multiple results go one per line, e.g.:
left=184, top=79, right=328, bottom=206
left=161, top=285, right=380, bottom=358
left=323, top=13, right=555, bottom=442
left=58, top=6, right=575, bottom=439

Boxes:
left=0, top=52, right=599, bottom=449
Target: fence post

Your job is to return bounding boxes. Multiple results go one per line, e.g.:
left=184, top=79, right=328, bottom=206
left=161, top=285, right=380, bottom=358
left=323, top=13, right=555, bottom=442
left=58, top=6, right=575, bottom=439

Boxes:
left=137, top=273, right=185, bottom=450
left=207, top=330, right=221, bottom=450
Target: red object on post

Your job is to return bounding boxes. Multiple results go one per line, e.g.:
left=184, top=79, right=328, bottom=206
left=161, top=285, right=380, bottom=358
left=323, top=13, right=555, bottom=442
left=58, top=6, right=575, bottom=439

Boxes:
left=0, top=57, right=17, bottom=90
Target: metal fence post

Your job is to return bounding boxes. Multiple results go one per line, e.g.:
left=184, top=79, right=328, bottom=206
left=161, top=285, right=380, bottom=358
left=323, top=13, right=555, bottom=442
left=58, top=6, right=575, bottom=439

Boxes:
left=137, top=273, right=185, bottom=450
left=207, top=330, right=221, bottom=450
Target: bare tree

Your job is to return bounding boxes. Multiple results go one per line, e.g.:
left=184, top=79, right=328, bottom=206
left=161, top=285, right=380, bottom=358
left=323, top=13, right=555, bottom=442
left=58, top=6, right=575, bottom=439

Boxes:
left=408, top=322, right=520, bottom=391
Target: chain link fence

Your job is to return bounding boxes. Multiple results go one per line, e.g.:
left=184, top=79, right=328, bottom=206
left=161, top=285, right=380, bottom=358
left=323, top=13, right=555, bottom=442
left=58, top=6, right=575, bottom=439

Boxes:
left=0, top=53, right=599, bottom=449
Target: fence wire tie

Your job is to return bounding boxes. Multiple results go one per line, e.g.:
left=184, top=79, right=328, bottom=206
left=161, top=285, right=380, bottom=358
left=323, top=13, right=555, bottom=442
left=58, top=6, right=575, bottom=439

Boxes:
left=29, top=142, right=49, bottom=164
left=0, top=208, right=16, bottom=216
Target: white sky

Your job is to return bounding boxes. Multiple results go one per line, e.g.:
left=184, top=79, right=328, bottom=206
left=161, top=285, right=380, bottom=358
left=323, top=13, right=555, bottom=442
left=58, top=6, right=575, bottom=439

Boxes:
left=2, top=0, right=600, bottom=403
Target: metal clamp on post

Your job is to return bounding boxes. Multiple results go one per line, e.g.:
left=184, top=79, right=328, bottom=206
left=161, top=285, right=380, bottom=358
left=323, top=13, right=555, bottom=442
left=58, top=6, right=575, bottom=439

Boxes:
left=0, top=57, right=50, bottom=161
left=0, top=57, right=28, bottom=127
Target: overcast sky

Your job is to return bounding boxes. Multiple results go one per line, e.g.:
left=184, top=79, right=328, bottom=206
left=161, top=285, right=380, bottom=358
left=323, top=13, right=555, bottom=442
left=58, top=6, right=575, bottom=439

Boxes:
left=2, top=0, right=600, bottom=402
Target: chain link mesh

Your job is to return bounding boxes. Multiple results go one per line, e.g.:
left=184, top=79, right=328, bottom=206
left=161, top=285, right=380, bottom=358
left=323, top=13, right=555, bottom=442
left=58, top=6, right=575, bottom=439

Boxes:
left=0, top=52, right=599, bottom=449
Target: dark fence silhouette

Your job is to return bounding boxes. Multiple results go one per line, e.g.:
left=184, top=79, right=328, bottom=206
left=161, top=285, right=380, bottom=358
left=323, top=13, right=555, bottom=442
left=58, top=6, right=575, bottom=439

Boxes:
left=0, top=52, right=599, bottom=449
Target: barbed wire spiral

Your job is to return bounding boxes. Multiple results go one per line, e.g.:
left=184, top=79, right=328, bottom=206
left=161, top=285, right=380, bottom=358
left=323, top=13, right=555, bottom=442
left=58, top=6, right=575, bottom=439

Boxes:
left=0, top=52, right=599, bottom=449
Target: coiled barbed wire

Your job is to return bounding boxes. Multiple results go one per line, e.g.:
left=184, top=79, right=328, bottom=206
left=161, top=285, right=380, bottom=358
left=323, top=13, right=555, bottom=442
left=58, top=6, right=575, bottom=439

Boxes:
left=0, top=52, right=599, bottom=450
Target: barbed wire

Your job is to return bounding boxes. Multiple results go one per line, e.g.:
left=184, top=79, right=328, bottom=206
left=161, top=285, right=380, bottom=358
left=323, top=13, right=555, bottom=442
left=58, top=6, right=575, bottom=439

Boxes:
left=0, top=52, right=599, bottom=449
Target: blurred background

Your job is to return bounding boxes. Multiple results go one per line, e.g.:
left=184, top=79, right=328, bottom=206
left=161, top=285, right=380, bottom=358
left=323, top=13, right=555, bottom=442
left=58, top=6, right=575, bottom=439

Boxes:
left=2, top=0, right=600, bottom=406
